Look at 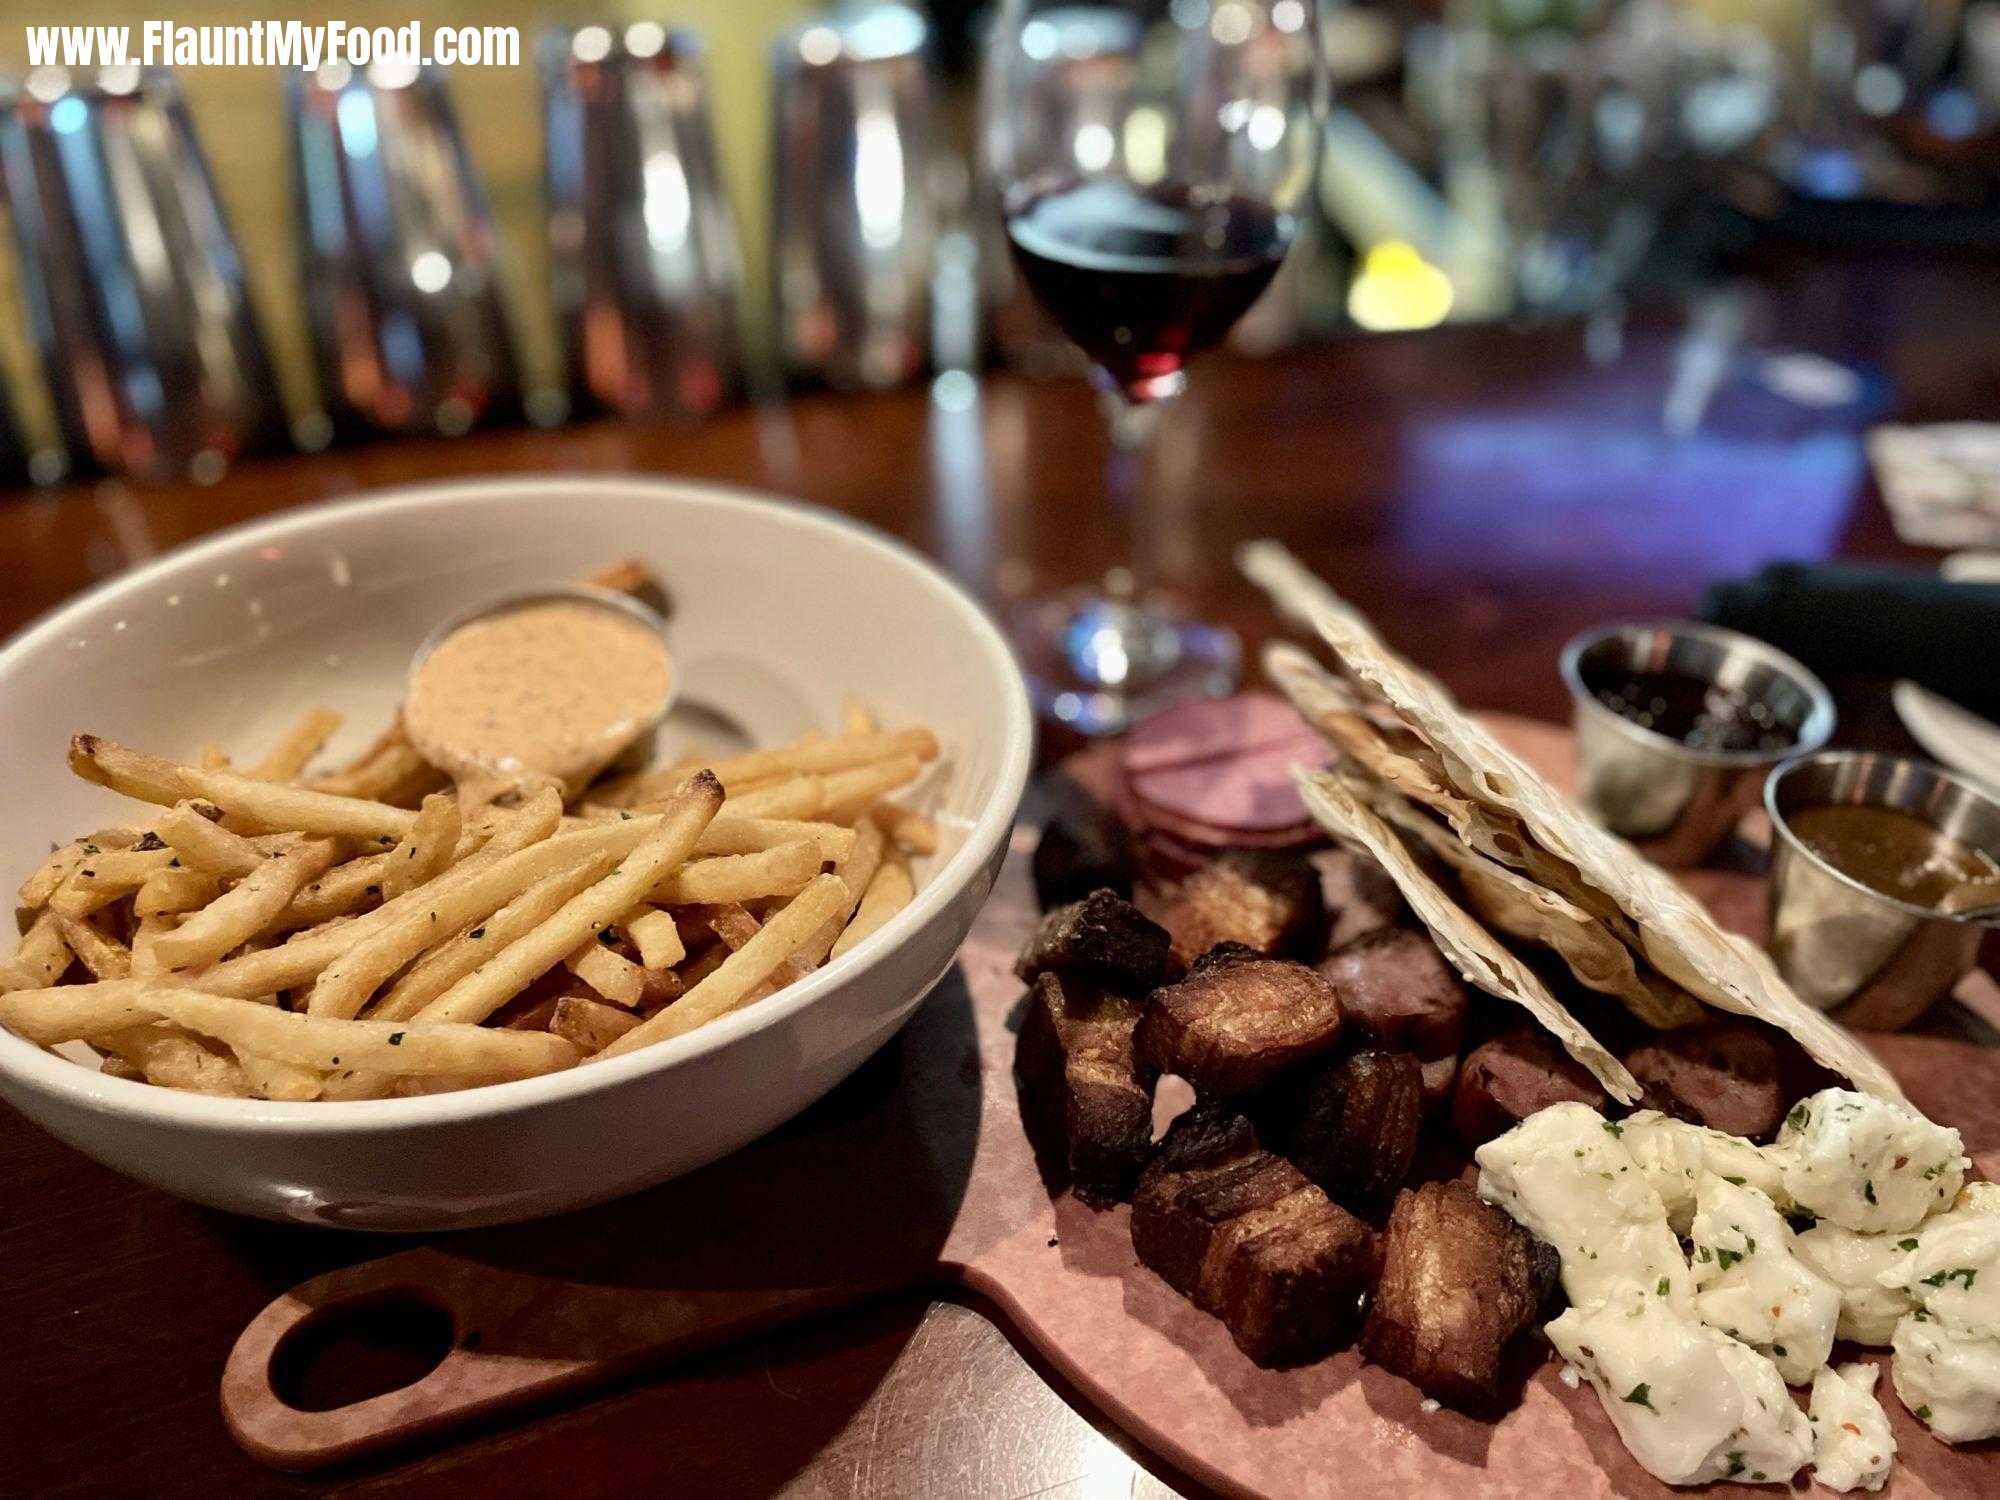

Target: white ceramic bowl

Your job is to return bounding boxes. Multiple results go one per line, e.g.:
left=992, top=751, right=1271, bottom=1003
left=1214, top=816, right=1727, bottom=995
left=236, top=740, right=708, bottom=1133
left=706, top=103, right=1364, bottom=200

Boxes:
left=0, top=476, right=1033, bottom=1229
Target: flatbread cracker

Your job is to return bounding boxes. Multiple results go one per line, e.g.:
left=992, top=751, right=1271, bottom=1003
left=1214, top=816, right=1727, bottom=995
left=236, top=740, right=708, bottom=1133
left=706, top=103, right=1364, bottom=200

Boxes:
left=1249, top=544, right=1904, bottom=1102
left=1297, top=770, right=1640, bottom=1102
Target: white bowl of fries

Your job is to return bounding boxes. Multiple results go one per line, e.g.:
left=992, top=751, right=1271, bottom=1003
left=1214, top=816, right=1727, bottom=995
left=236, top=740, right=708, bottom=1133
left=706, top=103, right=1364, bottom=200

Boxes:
left=0, top=476, right=1032, bottom=1228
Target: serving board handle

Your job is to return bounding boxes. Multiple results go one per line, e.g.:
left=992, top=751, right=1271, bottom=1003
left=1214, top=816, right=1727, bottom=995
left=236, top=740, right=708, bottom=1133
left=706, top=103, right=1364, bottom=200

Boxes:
left=220, top=1247, right=859, bottom=1472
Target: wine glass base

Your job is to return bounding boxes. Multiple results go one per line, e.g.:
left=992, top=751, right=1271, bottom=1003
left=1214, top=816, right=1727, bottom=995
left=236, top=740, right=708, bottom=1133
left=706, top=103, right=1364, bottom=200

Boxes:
left=1009, top=589, right=1241, bottom=736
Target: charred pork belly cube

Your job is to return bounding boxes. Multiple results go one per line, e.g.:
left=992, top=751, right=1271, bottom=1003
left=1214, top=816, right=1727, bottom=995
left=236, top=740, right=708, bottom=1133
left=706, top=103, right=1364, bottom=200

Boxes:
left=1137, top=850, right=1327, bottom=972
left=1014, top=972, right=1157, bottom=1205
left=1137, top=952, right=1344, bottom=1098
left=1014, top=889, right=1172, bottom=993
left=1450, top=1022, right=1608, bottom=1148
left=1262, top=1049, right=1423, bottom=1214
left=1622, top=1019, right=1789, bottom=1141
left=1032, top=787, right=1136, bottom=910
left=1132, top=1102, right=1381, bottom=1366
left=1361, top=1181, right=1559, bottom=1414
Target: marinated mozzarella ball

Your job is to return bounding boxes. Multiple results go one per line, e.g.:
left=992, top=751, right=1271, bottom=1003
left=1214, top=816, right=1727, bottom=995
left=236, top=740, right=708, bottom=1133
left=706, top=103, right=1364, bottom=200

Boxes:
left=1776, top=1090, right=1966, bottom=1233
left=1547, top=1294, right=1812, bottom=1487
left=1621, top=1110, right=1790, bottom=1235
left=1793, top=1222, right=1917, bottom=1346
left=1476, top=1103, right=1690, bottom=1313
left=1883, top=1183, right=2000, bottom=1340
left=1891, top=1313, right=2000, bottom=1444
left=1807, top=1362, right=1895, bottom=1493
left=1688, top=1173, right=1840, bottom=1385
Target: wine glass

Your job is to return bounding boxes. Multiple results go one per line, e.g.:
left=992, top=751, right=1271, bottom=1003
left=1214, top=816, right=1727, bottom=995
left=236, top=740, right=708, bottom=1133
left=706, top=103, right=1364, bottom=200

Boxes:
left=987, top=0, right=1323, bottom=733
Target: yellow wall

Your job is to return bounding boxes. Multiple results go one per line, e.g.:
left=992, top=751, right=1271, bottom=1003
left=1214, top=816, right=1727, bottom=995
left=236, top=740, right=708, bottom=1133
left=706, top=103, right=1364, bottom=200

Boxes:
left=0, top=1, right=815, bottom=444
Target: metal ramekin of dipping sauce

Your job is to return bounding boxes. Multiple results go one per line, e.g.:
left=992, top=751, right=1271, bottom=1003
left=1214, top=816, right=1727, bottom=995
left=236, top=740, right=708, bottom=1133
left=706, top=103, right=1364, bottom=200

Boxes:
left=1560, top=621, right=1836, bottom=867
left=1765, top=751, right=2000, bottom=1028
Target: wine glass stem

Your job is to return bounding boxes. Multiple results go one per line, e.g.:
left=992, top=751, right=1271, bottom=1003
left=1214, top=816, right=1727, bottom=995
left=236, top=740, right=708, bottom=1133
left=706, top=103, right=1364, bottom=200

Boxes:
left=1101, top=382, right=1170, bottom=605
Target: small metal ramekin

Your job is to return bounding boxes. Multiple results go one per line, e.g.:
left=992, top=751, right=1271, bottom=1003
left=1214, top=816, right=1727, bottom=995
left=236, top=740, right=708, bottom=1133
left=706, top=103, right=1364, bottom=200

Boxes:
left=1766, top=750, right=2000, bottom=1028
left=1560, top=621, right=1836, bottom=867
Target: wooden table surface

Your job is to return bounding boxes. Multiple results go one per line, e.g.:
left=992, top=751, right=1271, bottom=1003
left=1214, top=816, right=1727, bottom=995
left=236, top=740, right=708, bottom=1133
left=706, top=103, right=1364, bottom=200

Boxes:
left=5, top=246, right=1997, bottom=1498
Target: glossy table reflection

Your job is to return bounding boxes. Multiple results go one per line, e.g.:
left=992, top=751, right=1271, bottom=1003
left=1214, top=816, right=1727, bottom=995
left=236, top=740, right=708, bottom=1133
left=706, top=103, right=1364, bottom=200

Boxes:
left=4, top=246, right=1997, bottom=1498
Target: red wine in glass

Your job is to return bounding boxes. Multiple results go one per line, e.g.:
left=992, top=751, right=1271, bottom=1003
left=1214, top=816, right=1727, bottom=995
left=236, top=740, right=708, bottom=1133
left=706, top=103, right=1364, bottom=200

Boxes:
left=1004, top=177, right=1293, bottom=400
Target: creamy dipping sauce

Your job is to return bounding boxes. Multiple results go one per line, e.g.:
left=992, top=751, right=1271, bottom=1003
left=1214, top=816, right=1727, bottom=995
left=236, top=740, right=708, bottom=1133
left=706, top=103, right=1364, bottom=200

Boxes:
left=405, top=599, right=673, bottom=792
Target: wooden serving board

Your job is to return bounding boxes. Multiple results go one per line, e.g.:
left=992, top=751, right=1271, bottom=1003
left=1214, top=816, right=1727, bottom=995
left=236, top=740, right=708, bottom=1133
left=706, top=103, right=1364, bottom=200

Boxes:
left=223, top=718, right=2000, bottom=1496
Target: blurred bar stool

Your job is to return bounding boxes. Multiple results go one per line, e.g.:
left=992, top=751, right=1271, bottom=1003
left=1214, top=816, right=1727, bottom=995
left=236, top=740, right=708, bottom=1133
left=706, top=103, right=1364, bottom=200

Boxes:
left=0, top=67, right=281, bottom=484
left=543, top=22, right=745, bottom=421
left=771, top=3, right=938, bottom=391
left=288, top=60, right=523, bottom=441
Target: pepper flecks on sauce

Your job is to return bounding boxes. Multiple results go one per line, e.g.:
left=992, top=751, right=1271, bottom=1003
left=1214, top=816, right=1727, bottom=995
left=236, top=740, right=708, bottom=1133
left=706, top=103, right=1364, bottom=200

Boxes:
left=405, top=600, right=673, bottom=793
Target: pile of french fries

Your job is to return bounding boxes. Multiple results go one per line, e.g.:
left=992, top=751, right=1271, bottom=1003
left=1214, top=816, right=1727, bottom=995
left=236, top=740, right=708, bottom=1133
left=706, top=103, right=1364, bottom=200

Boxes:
left=0, top=696, right=938, bottom=1100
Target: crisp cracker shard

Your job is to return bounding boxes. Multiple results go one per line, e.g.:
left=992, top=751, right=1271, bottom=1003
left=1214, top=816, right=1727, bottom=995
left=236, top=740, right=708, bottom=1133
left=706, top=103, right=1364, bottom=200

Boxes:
left=1244, top=539, right=1902, bottom=1102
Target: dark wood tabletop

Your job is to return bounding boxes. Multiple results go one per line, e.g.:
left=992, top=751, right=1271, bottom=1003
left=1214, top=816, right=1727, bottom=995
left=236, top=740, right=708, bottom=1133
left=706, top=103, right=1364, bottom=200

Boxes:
left=5, top=245, right=1997, bottom=1499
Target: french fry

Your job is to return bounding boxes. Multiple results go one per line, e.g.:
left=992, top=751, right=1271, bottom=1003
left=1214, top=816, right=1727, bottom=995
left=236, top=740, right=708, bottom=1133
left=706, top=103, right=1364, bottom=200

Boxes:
left=251, top=707, right=343, bottom=782
left=649, top=840, right=820, bottom=906
left=129, top=914, right=178, bottom=975
left=841, top=698, right=876, bottom=735
left=830, top=861, right=914, bottom=960
left=71, top=734, right=419, bottom=840
left=200, top=745, right=231, bottom=771
left=716, top=776, right=824, bottom=820
left=0, top=911, right=73, bottom=993
left=200, top=815, right=620, bottom=1002
left=820, top=757, right=924, bottom=822
left=743, top=818, right=882, bottom=1002
left=615, top=729, right=933, bottom=812
left=1, top=980, right=155, bottom=1042
left=234, top=1049, right=325, bottom=1101
left=622, top=906, right=684, bottom=970
left=48, top=844, right=178, bottom=918
left=417, top=776, right=723, bottom=1026
left=317, top=1068, right=396, bottom=1101
left=307, top=738, right=434, bottom=801
left=874, top=803, right=938, bottom=857
left=134, top=867, right=223, bottom=918
left=550, top=993, right=642, bottom=1053
left=98, top=1023, right=249, bottom=1096
left=52, top=912, right=132, bottom=981
left=19, top=832, right=131, bottom=909
left=155, top=799, right=265, bottom=878
left=148, top=839, right=342, bottom=973
left=281, top=786, right=557, bottom=931
left=366, top=858, right=616, bottom=1024
left=383, top=793, right=462, bottom=898
left=306, top=818, right=664, bottom=1020
left=701, top=904, right=762, bottom=951
left=597, top=874, right=849, bottom=1057
left=564, top=940, right=645, bottom=1008
left=696, top=816, right=855, bottom=863
left=834, top=814, right=886, bottom=909
left=130, top=989, right=581, bottom=1079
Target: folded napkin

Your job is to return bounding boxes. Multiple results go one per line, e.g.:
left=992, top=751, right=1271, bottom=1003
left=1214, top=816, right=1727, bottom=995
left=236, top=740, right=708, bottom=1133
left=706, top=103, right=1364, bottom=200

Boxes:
left=1701, top=562, right=2000, bottom=723
left=1869, top=424, right=2000, bottom=548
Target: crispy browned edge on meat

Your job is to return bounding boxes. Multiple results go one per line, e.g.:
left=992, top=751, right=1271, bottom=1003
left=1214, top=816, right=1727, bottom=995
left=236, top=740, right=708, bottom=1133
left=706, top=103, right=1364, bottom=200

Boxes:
left=1033, top=786, right=1136, bottom=910
left=1264, top=1049, right=1424, bottom=1214
left=1015, top=888, right=1172, bottom=992
left=1362, top=1180, right=1559, bottom=1414
left=1014, top=971, right=1157, bottom=1205
left=1131, top=1102, right=1381, bottom=1367
left=1136, top=952, right=1345, bottom=1098
left=1137, top=850, right=1328, bottom=971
